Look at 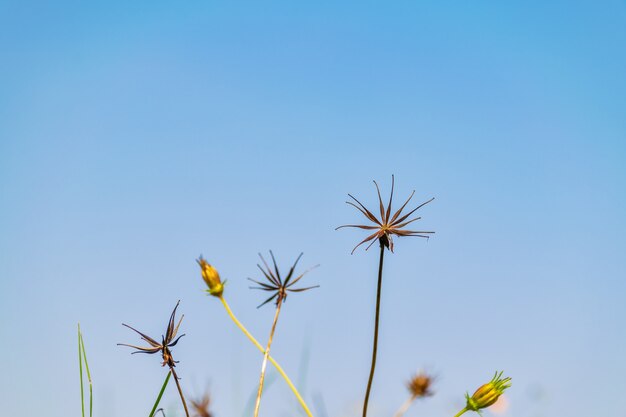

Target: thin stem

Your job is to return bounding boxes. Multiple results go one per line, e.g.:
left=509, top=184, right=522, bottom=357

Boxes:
left=218, top=296, right=313, bottom=417
left=362, top=242, right=386, bottom=417
left=149, top=371, right=171, bottom=417
left=254, top=296, right=284, bottom=417
left=79, top=330, right=93, bottom=417
left=453, top=407, right=469, bottom=417
left=78, top=324, right=85, bottom=417
left=170, top=367, right=190, bottom=417
left=392, top=395, right=416, bottom=417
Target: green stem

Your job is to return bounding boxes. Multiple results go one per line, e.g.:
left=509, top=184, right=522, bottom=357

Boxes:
left=149, top=371, right=171, bottom=417
left=219, top=296, right=314, bottom=417
left=79, top=330, right=93, bottom=417
left=453, top=407, right=469, bottom=417
left=78, top=324, right=85, bottom=417
left=362, top=243, right=385, bottom=417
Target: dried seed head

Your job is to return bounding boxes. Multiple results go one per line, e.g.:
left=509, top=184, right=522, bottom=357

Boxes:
left=248, top=251, right=319, bottom=308
left=465, top=371, right=511, bottom=411
left=407, top=371, right=435, bottom=398
left=117, top=300, right=185, bottom=368
left=197, top=257, right=224, bottom=297
left=336, top=175, right=434, bottom=254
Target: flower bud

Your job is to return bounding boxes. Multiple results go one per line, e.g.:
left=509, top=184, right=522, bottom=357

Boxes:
left=197, top=257, right=224, bottom=297
left=465, top=371, right=511, bottom=411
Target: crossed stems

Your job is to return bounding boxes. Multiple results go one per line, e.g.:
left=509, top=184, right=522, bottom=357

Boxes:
left=217, top=295, right=314, bottom=417
left=253, top=294, right=284, bottom=417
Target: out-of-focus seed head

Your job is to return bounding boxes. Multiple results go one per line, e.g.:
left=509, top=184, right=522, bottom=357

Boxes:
left=465, top=371, right=511, bottom=411
left=406, top=371, right=435, bottom=398
left=197, top=257, right=224, bottom=297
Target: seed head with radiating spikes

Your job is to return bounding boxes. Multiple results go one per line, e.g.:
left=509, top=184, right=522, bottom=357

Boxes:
left=117, top=300, right=185, bottom=368
left=248, top=251, right=319, bottom=308
left=336, top=175, right=434, bottom=254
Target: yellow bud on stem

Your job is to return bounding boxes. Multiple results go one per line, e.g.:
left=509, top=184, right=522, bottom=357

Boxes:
left=197, top=257, right=224, bottom=297
left=465, top=371, right=511, bottom=412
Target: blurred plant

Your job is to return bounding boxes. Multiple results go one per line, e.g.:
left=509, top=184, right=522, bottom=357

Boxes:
left=77, top=324, right=93, bottom=417
left=197, top=257, right=315, bottom=417
left=250, top=251, right=318, bottom=417
left=453, top=371, right=512, bottom=417
left=337, top=175, right=434, bottom=417
left=392, top=371, right=435, bottom=417
left=190, top=390, right=213, bottom=417
left=118, top=301, right=190, bottom=417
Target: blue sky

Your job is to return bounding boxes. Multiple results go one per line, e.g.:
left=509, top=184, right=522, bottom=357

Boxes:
left=1, top=1, right=625, bottom=417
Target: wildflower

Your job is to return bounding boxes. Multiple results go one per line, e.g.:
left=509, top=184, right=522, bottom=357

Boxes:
left=118, top=301, right=190, bottom=417
left=407, top=371, right=435, bottom=398
left=207, top=256, right=316, bottom=417
left=249, top=251, right=319, bottom=417
left=338, top=176, right=435, bottom=417
left=465, top=371, right=511, bottom=411
left=197, top=257, right=224, bottom=297
left=248, top=251, right=319, bottom=308
left=336, top=175, right=434, bottom=254
left=118, top=300, right=185, bottom=368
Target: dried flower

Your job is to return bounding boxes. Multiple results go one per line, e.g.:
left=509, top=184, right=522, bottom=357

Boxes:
left=248, top=251, right=319, bottom=308
left=190, top=391, right=213, bottom=417
left=197, top=257, right=224, bottom=297
left=407, top=371, right=435, bottom=398
left=118, top=300, right=191, bottom=417
left=336, top=175, right=434, bottom=254
left=117, top=300, right=185, bottom=368
left=465, top=371, right=511, bottom=411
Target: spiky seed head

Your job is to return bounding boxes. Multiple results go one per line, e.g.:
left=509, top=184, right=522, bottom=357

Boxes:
left=197, top=257, right=224, bottom=297
left=465, top=371, right=511, bottom=411
left=407, top=371, right=435, bottom=398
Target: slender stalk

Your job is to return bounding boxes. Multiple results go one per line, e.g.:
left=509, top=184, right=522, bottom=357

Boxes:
left=254, top=296, right=284, bottom=417
left=218, top=296, right=313, bottom=417
left=453, top=407, right=468, bottom=417
left=392, top=395, right=416, bottom=417
left=362, top=243, right=386, bottom=417
left=79, top=330, right=93, bottom=417
left=149, top=371, right=171, bottom=417
left=78, top=324, right=85, bottom=417
left=170, top=367, right=190, bottom=417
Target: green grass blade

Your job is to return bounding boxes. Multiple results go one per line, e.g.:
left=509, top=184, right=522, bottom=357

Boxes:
left=78, top=324, right=85, bottom=417
left=79, top=330, right=93, bottom=417
left=149, top=371, right=172, bottom=417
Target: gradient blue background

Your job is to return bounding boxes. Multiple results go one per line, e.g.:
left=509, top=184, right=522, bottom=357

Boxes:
left=1, top=1, right=625, bottom=416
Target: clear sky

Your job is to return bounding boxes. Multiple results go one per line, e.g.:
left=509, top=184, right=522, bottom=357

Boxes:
left=1, top=1, right=625, bottom=417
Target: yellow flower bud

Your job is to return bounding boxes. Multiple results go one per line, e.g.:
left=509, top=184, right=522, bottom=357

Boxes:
left=197, top=257, right=224, bottom=297
left=465, top=371, right=511, bottom=411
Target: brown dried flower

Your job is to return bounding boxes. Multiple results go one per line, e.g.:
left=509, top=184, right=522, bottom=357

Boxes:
left=117, top=300, right=185, bottom=368
left=407, top=371, right=435, bottom=398
left=336, top=175, right=434, bottom=254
